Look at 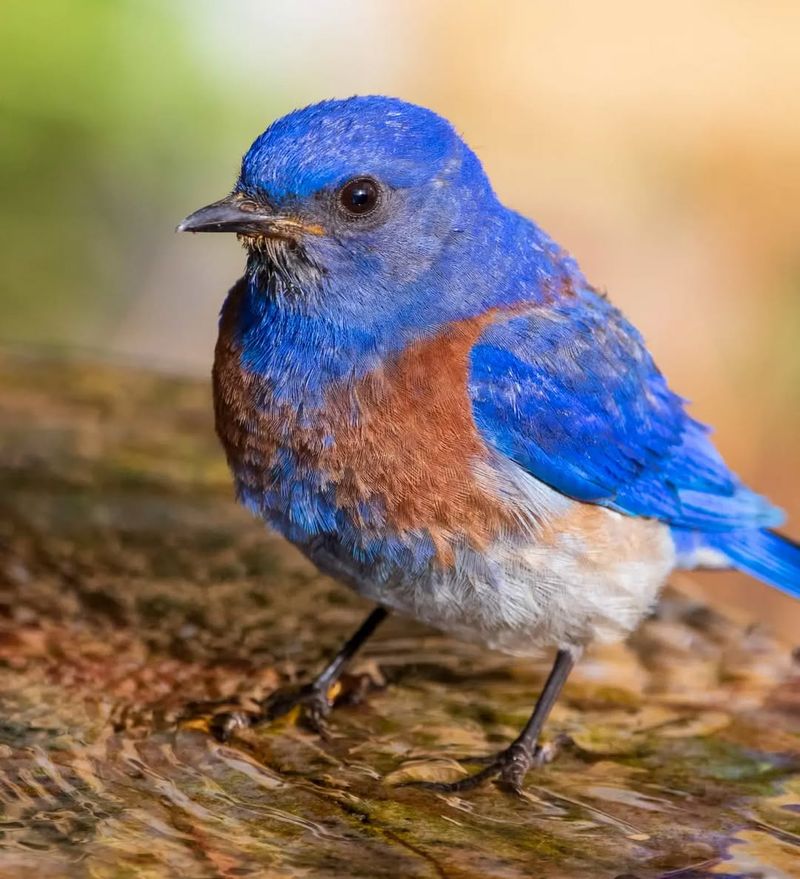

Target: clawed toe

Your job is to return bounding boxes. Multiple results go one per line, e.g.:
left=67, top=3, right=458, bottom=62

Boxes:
left=202, top=683, right=335, bottom=743
left=260, top=683, right=334, bottom=732
left=401, top=739, right=562, bottom=795
left=403, top=762, right=503, bottom=794
left=209, top=709, right=258, bottom=743
left=400, top=755, right=522, bottom=795
left=194, top=670, right=383, bottom=744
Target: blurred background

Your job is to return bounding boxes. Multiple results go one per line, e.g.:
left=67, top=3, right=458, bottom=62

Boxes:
left=2, top=0, right=798, bottom=637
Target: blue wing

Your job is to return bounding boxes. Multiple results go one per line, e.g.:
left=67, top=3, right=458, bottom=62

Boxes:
left=469, top=287, right=783, bottom=533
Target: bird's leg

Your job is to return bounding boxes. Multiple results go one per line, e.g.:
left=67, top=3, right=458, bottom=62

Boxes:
left=210, top=606, right=388, bottom=741
left=407, top=646, right=580, bottom=794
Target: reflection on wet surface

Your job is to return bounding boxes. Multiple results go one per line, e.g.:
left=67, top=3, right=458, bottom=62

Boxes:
left=0, top=355, right=798, bottom=878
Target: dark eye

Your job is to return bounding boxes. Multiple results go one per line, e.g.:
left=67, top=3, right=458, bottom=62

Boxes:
left=338, top=177, right=381, bottom=216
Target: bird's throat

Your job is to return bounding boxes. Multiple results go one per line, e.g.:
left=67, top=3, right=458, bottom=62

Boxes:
left=242, top=237, right=324, bottom=300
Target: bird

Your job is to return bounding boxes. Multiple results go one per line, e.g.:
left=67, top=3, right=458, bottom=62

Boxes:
left=178, top=95, right=800, bottom=793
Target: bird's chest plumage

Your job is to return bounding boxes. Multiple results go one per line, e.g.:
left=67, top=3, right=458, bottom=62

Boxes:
left=212, top=281, right=515, bottom=561
left=212, top=282, right=675, bottom=652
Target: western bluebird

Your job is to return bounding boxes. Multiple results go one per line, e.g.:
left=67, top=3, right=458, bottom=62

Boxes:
left=179, top=96, right=799, bottom=792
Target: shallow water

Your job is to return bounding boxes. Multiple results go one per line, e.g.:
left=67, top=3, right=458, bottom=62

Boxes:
left=1, top=354, right=798, bottom=878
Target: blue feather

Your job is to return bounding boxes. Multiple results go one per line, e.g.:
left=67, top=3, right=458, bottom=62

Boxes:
left=469, top=285, right=783, bottom=533
left=208, top=95, right=796, bottom=600
left=709, top=531, right=800, bottom=597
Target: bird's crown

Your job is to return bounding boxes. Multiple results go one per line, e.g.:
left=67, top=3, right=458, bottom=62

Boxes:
left=239, top=95, right=463, bottom=201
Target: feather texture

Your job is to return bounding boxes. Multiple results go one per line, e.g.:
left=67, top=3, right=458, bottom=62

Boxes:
left=195, top=95, right=798, bottom=653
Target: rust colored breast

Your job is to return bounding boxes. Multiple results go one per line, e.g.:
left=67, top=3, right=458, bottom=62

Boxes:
left=317, top=311, right=518, bottom=556
left=212, top=279, right=286, bottom=499
left=213, top=286, right=520, bottom=557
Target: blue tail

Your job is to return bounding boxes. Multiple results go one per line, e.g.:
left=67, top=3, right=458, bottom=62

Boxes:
left=708, top=529, right=800, bottom=599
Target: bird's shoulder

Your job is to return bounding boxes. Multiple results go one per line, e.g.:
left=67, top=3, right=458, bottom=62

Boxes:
left=467, top=281, right=779, bottom=530
left=469, top=282, right=681, bottom=496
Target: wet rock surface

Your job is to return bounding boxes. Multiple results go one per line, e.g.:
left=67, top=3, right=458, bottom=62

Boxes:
left=0, top=354, right=798, bottom=878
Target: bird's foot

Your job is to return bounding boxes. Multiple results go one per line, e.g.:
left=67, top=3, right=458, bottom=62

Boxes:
left=451, top=732, right=573, bottom=767
left=205, top=670, right=383, bottom=743
left=404, top=735, right=568, bottom=795
left=208, top=680, right=336, bottom=742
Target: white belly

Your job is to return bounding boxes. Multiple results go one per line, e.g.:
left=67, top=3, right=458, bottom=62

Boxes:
left=304, top=464, right=676, bottom=656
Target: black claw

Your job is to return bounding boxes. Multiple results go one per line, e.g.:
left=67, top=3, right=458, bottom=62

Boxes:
left=401, top=739, right=563, bottom=795
left=209, top=710, right=256, bottom=743
left=405, top=649, right=577, bottom=796
left=202, top=683, right=335, bottom=742
left=406, top=762, right=503, bottom=794
left=260, top=683, right=333, bottom=731
left=194, top=608, right=390, bottom=746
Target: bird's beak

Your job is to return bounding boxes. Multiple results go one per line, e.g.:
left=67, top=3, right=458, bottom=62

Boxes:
left=176, top=194, right=321, bottom=239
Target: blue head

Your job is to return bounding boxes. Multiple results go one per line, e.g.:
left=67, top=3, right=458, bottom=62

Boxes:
left=179, top=96, right=572, bottom=364
left=235, top=96, right=498, bottom=295
left=179, top=97, right=588, bottom=560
